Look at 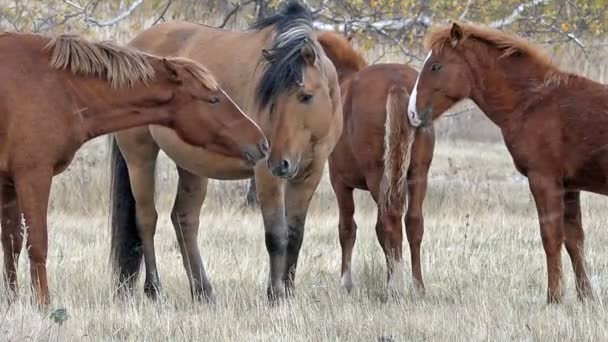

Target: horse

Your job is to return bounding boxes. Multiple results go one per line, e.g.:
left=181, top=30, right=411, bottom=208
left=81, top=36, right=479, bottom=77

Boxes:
left=317, top=32, right=436, bottom=295
left=408, top=22, right=605, bottom=303
left=0, top=32, right=267, bottom=307
left=109, top=1, right=342, bottom=303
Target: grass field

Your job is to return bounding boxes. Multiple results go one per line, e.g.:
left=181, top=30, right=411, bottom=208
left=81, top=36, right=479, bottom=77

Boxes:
left=2, top=136, right=608, bottom=341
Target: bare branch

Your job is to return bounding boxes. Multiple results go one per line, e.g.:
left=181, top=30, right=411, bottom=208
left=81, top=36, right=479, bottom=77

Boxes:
left=489, top=0, right=550, bottom=28
left=85, top=0, right=144, bottom=27
left=152, top=0, right=173, bottom=26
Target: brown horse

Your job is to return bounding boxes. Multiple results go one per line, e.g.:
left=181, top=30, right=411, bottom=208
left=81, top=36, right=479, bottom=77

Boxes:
left=408, top=22, right=605, bottom=303
left=0, top=32, right=267, bottom=307
left=317, top=32, right=436, bottom=294
left=110, top=1, right=342, bottom=303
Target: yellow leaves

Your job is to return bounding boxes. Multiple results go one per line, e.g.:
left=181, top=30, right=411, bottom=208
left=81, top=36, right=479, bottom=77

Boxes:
left=561, top=23, right=570, bottom=32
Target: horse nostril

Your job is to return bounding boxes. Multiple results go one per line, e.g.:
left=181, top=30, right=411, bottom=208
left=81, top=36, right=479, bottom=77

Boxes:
left=281, top=159, right=290, bottom=171
left=259, top=139, right=269, bottom=155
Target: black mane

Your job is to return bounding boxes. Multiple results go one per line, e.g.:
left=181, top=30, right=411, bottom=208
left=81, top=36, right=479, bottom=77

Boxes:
left=251, top=1, right=318, bottom=109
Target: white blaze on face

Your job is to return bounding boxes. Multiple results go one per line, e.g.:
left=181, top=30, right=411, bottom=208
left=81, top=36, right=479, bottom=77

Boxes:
left=407, top=51, right=432, bottom=127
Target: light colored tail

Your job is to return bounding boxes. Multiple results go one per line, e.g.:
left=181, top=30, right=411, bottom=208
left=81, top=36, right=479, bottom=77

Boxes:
left=380, top=85, right=416, bottom=213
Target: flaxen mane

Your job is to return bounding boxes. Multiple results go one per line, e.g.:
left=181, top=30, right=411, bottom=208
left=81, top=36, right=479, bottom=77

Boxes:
left=251, top=1, right=321, bottom=109
left=44, top=35, right=155, bottom=88
left=425, top=23, right=553, bottom=67
left=316, top=31, right=368, bottom=72
left=44, top=34, right=219, bottom=90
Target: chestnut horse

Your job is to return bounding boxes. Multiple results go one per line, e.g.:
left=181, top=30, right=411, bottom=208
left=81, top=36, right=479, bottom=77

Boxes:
left=317, top=32, right=436, bottom=294
left=0, top=32, right=267, bottom=306
left=110, top=1, right=342, bottom=303
left=408, top=22, right=604, bottom=303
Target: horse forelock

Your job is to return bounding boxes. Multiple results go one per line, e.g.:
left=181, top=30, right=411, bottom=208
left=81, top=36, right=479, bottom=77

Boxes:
left=44, top=34, right=155, bottom=88
left=165, top=57, right=219, bottom=91
left=252, top=1, right=322, bottom=109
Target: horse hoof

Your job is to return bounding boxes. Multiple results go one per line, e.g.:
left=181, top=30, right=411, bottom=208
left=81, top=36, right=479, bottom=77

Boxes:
left=340, top=272, right=355, bottom=293
left=144, top=284, right=161, bottom=301
left=546, top=291, right=564, bottom=304
left=194, top=290, right=216, bottom=306
left=266, top=286, right=287, bottom=306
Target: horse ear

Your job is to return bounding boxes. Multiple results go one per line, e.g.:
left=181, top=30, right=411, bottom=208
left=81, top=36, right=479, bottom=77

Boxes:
left=450, top=22, right=464, bottom=47
left=162, top=58, right=181, bottom=84
left=346, top=32, right=355, bottom=43
left=301, top=44, right=316, bottom=65
left=262, top=49, right=272, bottom=62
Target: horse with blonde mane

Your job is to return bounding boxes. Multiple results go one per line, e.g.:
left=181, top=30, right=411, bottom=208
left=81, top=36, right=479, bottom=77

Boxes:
left=109, top=1, right=342, bottom=303
left=0, top=32, right=266, bottom=307
left=408, top=22, right=604, bottom=303
left=317, top=31, right=438, bottom=295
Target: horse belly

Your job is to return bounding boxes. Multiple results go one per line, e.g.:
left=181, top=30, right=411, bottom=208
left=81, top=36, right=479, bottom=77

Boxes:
left=150, top=126, right=254, bottom=180
left=565, top=154, right=608, bottom=195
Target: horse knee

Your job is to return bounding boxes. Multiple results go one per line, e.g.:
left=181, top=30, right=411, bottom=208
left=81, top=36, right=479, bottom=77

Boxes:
left=377, top=215, right=403, bottom=249
left=405, top=214, right=424, bottom=246
left=171, top=210, right=199, bottom=240
left=339, top=220, right=357, bottom=241
left=135, top=207, right=157, bottom=239
left=265, top=231, right=287, bottom=256
left=27, top=245, right=47, bottom=265
left=287, top=216, right=305, bottom=244
left=540, top=228, right=564, bottom=256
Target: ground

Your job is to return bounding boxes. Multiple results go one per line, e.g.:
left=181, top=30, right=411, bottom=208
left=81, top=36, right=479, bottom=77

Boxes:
left=2, top=137, right=608, bottom=341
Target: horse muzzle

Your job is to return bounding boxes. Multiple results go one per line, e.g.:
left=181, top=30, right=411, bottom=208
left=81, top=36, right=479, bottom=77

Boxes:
left=267, top=157, right=300, bottom=179
left=242, top=139, right=270, bottom=166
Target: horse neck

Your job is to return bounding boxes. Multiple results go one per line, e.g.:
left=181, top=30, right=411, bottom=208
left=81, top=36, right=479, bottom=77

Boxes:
left=69, top=77, right=173, bottom=141
left=337, top=67, right=360, bottom=85
left=466, top=47, right=554, bottom=129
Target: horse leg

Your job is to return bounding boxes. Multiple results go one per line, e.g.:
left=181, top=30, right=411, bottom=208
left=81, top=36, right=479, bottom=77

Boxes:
left=404, top=166, right=430, bottom=293
left=118, top=136, right=161, bottom=299
left=376, top=209, right=405, bottom=297
left=130, top=162, right=161, bottom=299
left=1, top=181, right=23, bottom=298
left=528, top=173, right=565, bottom=303
left=405, top=127, right=434, bottom=293
left=13, top=168, right=53, bottom=307
left=255, top=166, right=287, bottom=302
left=283, top=163, right=325, bottom=294
left=563, top=191, right=593, bottom=300
left=170, top=167, right=214, bottom=303
left=330, top=177, right=356, bottom=293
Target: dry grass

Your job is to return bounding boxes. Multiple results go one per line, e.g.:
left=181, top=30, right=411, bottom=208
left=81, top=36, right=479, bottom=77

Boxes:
left=2, top=137, right=608, bottom=341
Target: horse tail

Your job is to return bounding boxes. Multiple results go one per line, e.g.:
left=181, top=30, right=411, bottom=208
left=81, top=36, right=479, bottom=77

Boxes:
left=380, top=85, right=415, bottom=213
left=108, top=136, right=142, bottom=287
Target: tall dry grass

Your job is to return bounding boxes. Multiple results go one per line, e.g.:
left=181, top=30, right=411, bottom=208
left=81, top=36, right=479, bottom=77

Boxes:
left=3, top=140, right=608, bottom=341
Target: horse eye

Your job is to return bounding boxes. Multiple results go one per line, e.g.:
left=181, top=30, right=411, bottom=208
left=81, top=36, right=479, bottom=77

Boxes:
left=207, top=96, right=220, bottom=104
left=298, top=93, right=313, bottom=103
left=430, top=63, right=442, bottom=71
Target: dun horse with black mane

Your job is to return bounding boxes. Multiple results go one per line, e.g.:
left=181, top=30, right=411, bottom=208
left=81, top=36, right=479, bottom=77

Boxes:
left=0, top=32, right=266, bottom=307
left=110, top=1, right=342, bottom=303
left=408, top=22, right=606, bottom=303
left=317, top=32, right=437, bottom=295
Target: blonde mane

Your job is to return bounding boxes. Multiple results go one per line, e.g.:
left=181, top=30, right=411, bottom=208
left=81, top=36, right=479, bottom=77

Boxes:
left=424, top=23, right=553, bottom=68
left=316, top=31, right=368, bottom=72
left=44, top=34, right=218, bottom=90
left=44, top=34, right=154, bottom=88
